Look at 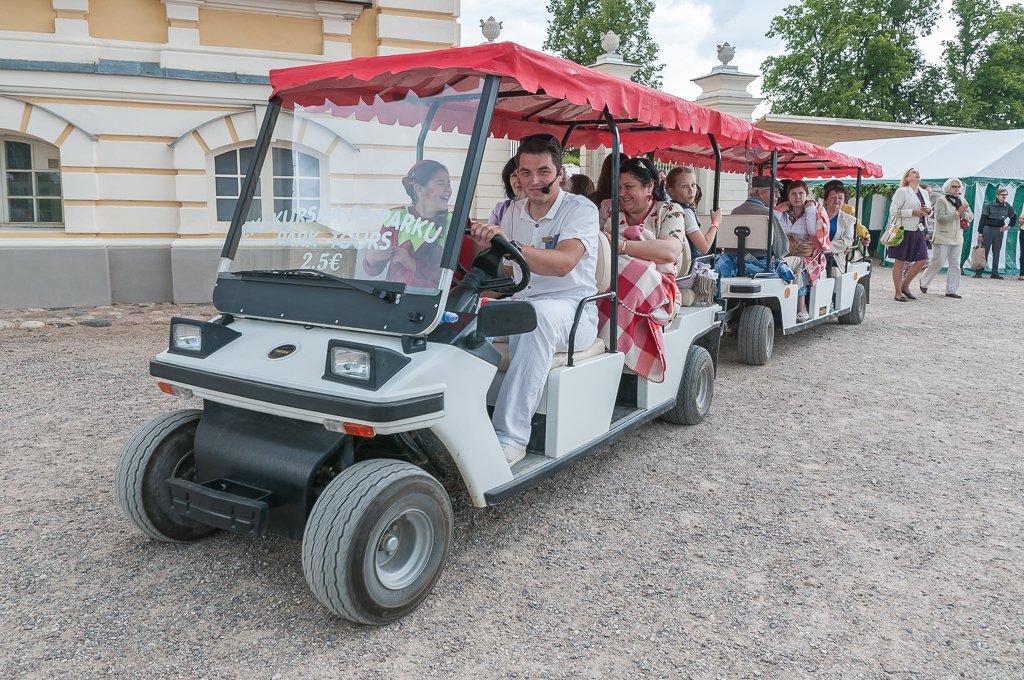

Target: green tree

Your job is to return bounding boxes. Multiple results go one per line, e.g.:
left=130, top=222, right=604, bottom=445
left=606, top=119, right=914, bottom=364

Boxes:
left=938, top=1, right=1024, bottom=129
left=934, top=0, right=1000, bottom=126
left=543, top=0, right=663, bottom=89
left=760, top=0, right=940, bottom=123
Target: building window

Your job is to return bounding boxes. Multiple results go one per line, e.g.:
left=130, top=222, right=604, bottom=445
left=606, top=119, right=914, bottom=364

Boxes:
left=213, top=146, right=320, bottom=223
left=1, top=137, right=63, bottom=226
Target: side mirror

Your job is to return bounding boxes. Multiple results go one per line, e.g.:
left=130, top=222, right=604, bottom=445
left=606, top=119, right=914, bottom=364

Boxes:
left=476, top=300, right=537, bottom=337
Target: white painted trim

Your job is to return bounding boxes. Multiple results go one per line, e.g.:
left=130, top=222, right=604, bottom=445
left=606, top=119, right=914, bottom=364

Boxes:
left=202, top=0, right=367, bottom=20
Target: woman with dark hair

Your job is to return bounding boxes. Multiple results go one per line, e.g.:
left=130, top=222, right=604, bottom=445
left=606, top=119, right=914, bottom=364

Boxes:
left=775, top=180, right=830, bottom=322
left=598, top=156, right=686, bottom=382
left=588, top=152, right=628, bottom=209
left=569, top=173, right=595, bottom=196
left=488, top=156, right=520, bottom=225
left=362, top=159, right=452, bottom=289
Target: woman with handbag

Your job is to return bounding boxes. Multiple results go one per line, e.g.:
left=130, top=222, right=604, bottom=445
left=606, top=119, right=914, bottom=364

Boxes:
left=887, top=168, right=932, bottom=302
left=919, top=178, right=972, bottom=298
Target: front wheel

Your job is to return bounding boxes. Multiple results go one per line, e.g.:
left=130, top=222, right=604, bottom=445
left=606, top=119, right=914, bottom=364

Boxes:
left=302, top=459, right=453, bottom=625
left=662, top=345, right=714, bottom=426
left=838, top=282, right=866, bottom=325
left=115, top=409, right=218, bottom=543
left=737, top=305, right=774, bottom=365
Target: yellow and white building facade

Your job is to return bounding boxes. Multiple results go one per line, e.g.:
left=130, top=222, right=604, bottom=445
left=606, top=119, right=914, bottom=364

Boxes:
left=0, top=0, right=460, bottom=307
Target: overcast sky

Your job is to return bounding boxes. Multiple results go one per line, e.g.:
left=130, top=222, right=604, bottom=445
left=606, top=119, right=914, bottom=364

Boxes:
left=457, top=0, right=997, bottom=119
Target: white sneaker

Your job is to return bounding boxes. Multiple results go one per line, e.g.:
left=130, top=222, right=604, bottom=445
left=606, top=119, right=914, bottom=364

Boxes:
left=796, top=311, right=810, bottom=323
left=501, top=442, right=527, bottom=466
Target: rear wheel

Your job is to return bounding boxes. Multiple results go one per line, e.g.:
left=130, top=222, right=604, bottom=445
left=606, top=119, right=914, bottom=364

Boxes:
left=302, top=459, right=452, bottom=625
left=662, top=345, right=714, bottom=425
left=737, top=305, right=774, bottom=365
left=838, top=283, right=866, bottom=325
left=115, top=409, right=218, bottom=543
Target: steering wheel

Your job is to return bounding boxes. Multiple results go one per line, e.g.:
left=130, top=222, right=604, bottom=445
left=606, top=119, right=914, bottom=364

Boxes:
left=464, top=231, right=531, bottom=295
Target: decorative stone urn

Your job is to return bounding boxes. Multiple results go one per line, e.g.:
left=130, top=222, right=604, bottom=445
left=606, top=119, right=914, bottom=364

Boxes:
left=480, top=16, right=502, bottom=43
left=600, top=30, right=620, bottom=56
left=716, top=42, right=735, bottom=67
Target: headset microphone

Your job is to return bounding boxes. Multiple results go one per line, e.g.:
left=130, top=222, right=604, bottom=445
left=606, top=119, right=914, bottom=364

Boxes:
left=539, top=176, right=560, bottom=195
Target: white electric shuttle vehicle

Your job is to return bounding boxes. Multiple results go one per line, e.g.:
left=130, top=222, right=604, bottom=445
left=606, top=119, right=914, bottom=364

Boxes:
left=114, top=43, right=873, bottom=624
left=707, top=142, right=881, bottom=365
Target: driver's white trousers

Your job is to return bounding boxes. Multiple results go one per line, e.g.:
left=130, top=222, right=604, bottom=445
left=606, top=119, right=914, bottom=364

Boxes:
left=493, top=298, right=598, bottom=448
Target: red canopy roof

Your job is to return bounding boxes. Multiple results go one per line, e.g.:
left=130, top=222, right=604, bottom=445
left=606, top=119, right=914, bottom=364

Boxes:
left=269, top=42, right=881, bottom=179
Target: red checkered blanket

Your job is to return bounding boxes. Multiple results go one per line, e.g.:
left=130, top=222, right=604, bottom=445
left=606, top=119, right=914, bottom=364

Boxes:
left=598, top=256, right=678, bottom=383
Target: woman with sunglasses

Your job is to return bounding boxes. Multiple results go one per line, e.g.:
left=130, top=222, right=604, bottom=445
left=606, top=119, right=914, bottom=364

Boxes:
left=919, top=178, right=971, bottom=298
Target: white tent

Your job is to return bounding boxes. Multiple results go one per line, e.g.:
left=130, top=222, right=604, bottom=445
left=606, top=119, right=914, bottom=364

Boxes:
left=831, top=130, right=1024, bottom=274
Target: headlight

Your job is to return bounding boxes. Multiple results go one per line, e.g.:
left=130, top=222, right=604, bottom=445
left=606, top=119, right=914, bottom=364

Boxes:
left=323, top=341, right=409, bottom=390
left=330, top=347, right=371, bottom=381
left=172, top=323, right=203, bottom=352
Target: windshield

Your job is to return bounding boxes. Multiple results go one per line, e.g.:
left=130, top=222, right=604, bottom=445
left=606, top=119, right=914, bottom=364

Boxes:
left=225, top=80, right=486, bottom=298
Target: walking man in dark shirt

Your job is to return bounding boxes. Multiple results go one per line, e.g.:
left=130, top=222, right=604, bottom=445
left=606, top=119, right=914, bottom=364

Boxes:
left=976, top=187, right=1018, bottom=279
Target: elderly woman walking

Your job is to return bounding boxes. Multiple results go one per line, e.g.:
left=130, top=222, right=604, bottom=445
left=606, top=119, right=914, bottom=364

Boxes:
left=888, top=168, right=932, bottom=302
left=919, top=178, right=972, bottom=298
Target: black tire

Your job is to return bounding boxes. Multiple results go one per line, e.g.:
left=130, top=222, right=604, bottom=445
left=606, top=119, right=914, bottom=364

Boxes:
left=737, top=305, right=774, bottom=365
left=838, top=282, right=866, bottom=325
left=302, top=459, right=453, bottom=625
left=662, top=345, right=714, bottom=426
left=115, top=409, right=218, bottom=543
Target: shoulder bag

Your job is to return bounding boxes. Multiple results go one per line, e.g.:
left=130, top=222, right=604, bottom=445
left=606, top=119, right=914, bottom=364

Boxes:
left=880, top=214, right=905, bottom=247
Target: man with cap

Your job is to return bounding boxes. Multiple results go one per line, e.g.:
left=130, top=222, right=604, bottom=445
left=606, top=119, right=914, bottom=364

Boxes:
left=976, top=186, right=1018, bottom=279
left=732, top=176, right=788, bottom=260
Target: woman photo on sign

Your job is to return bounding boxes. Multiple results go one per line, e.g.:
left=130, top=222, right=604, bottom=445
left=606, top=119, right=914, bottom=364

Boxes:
left=362, top=160, right=452, bottom=289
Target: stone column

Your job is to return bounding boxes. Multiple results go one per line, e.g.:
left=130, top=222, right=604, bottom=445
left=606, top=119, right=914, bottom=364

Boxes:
left=691, top=43, right=763, bottom=214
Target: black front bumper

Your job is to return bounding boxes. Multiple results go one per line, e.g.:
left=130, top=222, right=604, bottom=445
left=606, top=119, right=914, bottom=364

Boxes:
left=169, top=401, right=346, bottom=539
left=150, top=360, right=444, bottom=422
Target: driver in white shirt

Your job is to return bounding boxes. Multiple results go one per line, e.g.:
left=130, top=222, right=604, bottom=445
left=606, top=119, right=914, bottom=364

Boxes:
left=469, top=134, right=599, bottom=465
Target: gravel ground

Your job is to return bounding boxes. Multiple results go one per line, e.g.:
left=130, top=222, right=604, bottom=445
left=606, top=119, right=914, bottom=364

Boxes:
left=1, top=276, right=1023, bottom=679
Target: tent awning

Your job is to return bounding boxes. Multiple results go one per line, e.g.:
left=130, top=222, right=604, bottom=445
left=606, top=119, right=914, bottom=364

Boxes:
left=831, top=129, right=1024, bottom=182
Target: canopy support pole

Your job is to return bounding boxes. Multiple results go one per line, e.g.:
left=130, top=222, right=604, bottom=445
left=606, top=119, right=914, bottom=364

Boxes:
left=765, top=149, right=778, bottom=269
left=708, top=134, right=722, bottom=212
left=605, top=108, right=620, bottom=355
left=854, top=168, right=863, bottom=217
left=560, top=123, right=578, bottom=150
left=222, top=98, right=280, bottom=260
left=416, top=102, right=441, bottom=162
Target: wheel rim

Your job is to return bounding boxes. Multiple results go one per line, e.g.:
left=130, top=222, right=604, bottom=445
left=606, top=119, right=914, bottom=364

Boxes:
left=765, top=317, right=774, bottom=355
left=695, top=363, right=712, bottom=412
left=374, top=508, right=434, bottom=591
left=170, top=449, right=197, bottom=481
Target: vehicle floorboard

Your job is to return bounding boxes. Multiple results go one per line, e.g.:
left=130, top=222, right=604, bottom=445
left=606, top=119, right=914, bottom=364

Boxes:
left=497, top=402, right=669, bottom=500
